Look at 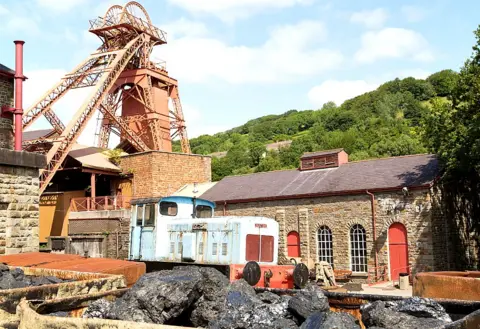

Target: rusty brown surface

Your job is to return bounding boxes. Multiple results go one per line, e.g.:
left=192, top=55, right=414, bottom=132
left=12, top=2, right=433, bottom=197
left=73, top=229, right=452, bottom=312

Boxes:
left=16, top=300, right=190, bottom=329
left=0, top=266, right=125, bottom=314
left=0, top=252, right=145, bottom=286
left=413, top=272, right=480, bottom=301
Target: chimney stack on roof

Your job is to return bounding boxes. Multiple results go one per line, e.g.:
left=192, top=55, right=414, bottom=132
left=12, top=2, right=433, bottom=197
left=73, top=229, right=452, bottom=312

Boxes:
left=300, top=148, right=348, bottom=171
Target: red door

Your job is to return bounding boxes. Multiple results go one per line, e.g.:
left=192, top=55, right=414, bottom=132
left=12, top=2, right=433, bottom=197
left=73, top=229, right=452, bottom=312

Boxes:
left=287, top=231, right=300, bottom=258
left=388, top=223, right=409, bottom=280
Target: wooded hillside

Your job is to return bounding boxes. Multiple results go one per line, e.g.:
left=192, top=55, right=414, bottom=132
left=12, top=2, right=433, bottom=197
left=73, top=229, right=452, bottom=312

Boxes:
left=173, top=69, right=458, bottom=181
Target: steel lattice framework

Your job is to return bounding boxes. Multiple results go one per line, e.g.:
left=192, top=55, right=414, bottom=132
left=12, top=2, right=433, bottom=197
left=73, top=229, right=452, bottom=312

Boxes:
left=23, top=2, right=191, bottom=193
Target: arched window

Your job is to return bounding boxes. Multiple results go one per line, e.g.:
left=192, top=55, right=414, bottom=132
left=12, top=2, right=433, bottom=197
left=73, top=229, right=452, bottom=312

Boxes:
left=287, top=231, right=300, bottom=257
left=350, top=224, right=367, bottom=272
left=317, top=226, right=333, bottom=267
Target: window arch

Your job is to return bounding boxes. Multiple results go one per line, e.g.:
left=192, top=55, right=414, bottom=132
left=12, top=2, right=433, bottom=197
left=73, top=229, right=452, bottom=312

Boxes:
left=287, top=231, right=300, bottom=257
left=350, top=224, right=367, bottom=273
left=317, top=226, right=333, bottom=267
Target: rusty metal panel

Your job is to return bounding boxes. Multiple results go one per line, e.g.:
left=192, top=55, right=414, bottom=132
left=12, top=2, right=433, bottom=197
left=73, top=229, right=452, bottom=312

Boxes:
left=260, top=236, right=274, bottom=262
left=0, top=252, right=145, bottom=287
left=245, top=234, right=259, bottom=262
left=413, top=272, right=480, bottom=301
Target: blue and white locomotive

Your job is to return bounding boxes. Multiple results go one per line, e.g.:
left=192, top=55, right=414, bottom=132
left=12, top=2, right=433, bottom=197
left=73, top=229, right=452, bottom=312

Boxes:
left=128, top=196, right=309, bottom=288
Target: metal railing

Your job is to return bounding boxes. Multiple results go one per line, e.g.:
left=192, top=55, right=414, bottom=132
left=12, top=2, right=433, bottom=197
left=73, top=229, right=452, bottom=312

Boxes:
left=70, top=196, right=133, bottom=212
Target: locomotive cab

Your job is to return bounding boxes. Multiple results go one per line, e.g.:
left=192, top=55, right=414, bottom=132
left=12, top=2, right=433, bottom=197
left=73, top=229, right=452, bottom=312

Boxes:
left=128, top=196, right=309, bottom=289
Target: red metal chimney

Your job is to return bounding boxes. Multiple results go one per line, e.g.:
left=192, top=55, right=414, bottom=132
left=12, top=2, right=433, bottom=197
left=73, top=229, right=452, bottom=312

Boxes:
left=13, top=40, right=25, bottom=151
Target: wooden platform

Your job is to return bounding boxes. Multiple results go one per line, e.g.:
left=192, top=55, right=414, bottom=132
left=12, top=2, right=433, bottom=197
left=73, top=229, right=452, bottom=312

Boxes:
left=0, top=253, right=145, bottom=287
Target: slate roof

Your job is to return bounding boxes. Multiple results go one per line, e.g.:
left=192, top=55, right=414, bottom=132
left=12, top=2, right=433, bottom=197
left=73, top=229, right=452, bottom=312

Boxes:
left=301, top=148, right=344, bottom=159
left=23, top=129, right=55, bottom=141
left=0, top=64, right=14, bottom=77
left=201, top=154, right=440, bottom=203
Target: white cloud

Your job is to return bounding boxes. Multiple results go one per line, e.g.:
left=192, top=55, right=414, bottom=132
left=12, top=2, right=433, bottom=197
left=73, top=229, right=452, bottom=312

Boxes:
left=308, top=80, right=379, bottom=107
left=181, top=104, right=231, bottom=138
left=167, top=0, right=313, bottom=21
left=0, top=4, right=9, bottom=15
left=155, top=19, right=343, bottom=84
left=401, top=5, right=426, bottom=23
left=355, top=28, right=434, bottom=63
left=1, top=16, right=40, bottom=35
left=36, top=0, right=87, bottom=12
left=160, top=18, right=209, bottom=39
left=350, top=8, right=388, bottom=29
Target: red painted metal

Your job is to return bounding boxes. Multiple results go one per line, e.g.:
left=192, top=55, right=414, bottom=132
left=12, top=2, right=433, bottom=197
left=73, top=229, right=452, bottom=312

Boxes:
left=13, top=41, right=25, bottom=151
left=229, top=264, right=297, bottom=289
left=0, top=252, right=145, bottom=287
left=70, top=196, right=133, bottom=212
left=366, top=190, right=378, bottom=280
left=245, top=234, right=274, bottom=262
left=287, top=231, right=300, bottom=258
left=388, top=223, right=409, bottom=281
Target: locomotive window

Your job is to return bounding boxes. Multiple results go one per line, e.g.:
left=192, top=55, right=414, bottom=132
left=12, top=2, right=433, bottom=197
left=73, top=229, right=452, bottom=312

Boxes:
left=136, top=206, right=143, bottom=226
left=212, top=243, right=218, bottom=256
left=144, top=204, right=155, bottom=227
left=222, top=243, right=228, bottom=256
left=195, top=205, right=213, bottom=218
left=160, top=201, right=178, bottom=216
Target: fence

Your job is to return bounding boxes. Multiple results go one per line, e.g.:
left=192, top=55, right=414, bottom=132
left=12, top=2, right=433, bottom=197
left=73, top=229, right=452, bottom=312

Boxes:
left=70, top=196, right=133, bottom=212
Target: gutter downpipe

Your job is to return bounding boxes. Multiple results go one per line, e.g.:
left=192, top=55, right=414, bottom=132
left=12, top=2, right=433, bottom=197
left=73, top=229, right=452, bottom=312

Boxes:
left=366, top=190, right=378, bottom=280
left=223, top=201, right=227, bottom=216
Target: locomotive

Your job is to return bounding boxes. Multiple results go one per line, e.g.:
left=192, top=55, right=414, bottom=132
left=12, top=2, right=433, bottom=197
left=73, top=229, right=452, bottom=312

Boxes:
left=128, top=196, right=309, bottom=288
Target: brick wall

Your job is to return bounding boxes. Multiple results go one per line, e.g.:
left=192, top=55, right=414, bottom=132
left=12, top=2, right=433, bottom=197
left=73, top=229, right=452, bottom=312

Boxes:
left=119, top=151, right=211, bottom=198
left=217, top=188, right=446, bottom=280
left=0, top=76, right=13, bottom=150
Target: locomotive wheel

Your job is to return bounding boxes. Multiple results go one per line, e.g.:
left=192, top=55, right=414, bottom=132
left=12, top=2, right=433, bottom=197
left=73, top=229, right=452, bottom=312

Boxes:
left=242, top=261, right=261, bottom=286
left=293, top=263, right=309, bottom=288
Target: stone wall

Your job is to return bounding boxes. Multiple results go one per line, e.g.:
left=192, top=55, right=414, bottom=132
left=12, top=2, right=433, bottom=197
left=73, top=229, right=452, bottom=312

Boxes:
left=0, top=76, right=13, bottom=150
left=119, top=151, right=211, bottom=198
left=69, top=210, right=130, bottom=259
left=218, top=188, right=446, bottom=280
left=0, top=150, right=46, bottom=254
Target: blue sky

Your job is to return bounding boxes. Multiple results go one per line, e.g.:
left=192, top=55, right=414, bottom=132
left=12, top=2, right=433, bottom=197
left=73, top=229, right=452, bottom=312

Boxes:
left=0, top=0, right=479, bottom=146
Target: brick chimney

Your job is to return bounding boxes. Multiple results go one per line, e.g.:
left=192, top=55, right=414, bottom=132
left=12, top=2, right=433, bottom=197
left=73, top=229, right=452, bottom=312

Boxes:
left=300, top=148, right=348, bottom=171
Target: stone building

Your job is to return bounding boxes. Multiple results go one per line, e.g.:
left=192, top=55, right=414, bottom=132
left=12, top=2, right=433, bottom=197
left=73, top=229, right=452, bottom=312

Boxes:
left=201, top=149, right=445, bottom=282
left=0, top=63, right=45, bottom=254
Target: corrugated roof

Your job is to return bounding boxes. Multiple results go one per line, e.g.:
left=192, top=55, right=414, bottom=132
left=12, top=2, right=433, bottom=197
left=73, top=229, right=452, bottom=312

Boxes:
left=23, top=129, right=55, bottom=141
left=301, top=148, right=344, bottom=159
left=68, top=144, right=122, bottom=172
left=173, top=182, right=217, bottom=197
left=201, top=154, right=439, bottom=202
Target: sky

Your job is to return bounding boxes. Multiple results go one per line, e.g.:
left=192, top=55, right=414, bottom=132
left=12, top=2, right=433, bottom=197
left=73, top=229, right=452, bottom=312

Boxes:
left=0, top=0, right=479, bottom=146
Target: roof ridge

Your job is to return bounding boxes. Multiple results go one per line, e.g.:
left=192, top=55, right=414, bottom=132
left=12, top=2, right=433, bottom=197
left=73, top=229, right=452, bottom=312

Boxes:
left=346, top=153, right=435, bottom=164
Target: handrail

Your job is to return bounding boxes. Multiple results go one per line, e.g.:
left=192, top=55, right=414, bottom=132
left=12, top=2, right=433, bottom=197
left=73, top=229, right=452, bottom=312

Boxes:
left=70, top=196, right=133, bottom=212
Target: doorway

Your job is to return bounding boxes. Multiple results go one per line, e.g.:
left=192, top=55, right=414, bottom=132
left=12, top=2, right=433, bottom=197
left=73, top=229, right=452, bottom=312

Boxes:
left=388, top=223, right=409, bottom=281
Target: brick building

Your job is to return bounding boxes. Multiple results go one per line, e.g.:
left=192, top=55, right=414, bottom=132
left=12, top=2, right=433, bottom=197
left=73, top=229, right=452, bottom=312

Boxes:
left=201, top=149, right=446, bottom=282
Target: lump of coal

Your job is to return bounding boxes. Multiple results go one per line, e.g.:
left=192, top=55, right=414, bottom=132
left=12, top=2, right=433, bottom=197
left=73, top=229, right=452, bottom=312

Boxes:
left=82, top=299, right=113, bottom=319
left=10, top=268, right=24, bottom=281
left=209, top=291, right=298, bottom=329
left=189, top=267, right=230, bottom=327
left=0, top=272, right=28, bottom=289
left=390, top=297, right=452, bottom=323
left=49, top=311, right=69, bottom=317
left=361, top=300, right=448, bottom=329
left=300, top=312, right=360, bottom=329
left=288, top=283, right=330, bottom=321
left=108, top=267, right=204, bottom=324
left=257, top=291, right=282, bottom=304
left=0, top=264, right=9, bottom=272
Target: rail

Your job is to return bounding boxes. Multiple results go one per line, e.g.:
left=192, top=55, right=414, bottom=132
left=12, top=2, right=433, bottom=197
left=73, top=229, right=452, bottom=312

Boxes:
left=70, top=196, right=133, bottom=212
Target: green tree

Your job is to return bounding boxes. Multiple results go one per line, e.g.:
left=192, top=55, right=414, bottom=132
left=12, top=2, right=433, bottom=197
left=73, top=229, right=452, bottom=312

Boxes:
left=248, top=142, right=267, bottom=166
left=427, top=69, right=459, bottom=97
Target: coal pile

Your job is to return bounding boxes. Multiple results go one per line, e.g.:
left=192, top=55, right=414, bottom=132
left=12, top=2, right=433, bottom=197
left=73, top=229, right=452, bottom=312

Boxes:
left=82, top=266, right=454, bottom=329
left=0, top=264, right=71, bottom=289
